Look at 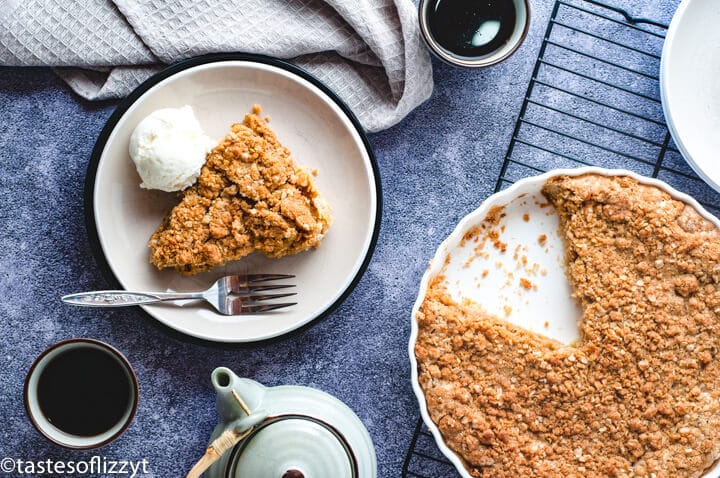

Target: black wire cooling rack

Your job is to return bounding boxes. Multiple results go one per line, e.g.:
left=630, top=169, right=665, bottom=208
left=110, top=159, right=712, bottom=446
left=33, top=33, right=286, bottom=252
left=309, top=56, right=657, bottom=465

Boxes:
left=403, top=0, right=720, bottom=476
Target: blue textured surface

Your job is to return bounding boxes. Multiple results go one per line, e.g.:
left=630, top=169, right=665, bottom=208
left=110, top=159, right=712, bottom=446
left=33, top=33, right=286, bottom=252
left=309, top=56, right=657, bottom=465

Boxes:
left=0, top=1, right=694, bottom=477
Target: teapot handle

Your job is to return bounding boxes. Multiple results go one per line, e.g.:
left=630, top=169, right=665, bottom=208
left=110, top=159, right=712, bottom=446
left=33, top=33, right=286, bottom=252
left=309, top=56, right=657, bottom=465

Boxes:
left=185, top=410, right=269, bottom=478
left=229, top=410, right=270, bottom=435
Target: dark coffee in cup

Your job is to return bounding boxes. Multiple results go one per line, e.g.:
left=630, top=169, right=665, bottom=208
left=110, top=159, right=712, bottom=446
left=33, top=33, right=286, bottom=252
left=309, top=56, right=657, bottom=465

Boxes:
left=37, top=346, right=133, bottom=436
left=419, top=0, right=530, bottom=67
left=426, top=0, right=517, bottom=58
left=25, top=338, right=139, bottom=449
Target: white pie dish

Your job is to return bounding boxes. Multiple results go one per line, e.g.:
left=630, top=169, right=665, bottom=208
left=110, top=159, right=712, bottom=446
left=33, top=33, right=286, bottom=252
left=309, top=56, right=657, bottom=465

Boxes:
left=408, top=167, right=720, bottom=478
left=86, top=54, right=380, bottom=343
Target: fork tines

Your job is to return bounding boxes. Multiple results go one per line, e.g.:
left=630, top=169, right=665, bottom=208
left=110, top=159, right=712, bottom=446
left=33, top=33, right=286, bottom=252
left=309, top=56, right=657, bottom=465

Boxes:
left=226, top=274, right=296, bottom=294
left=238, top=301, right=297, bottom=314
left=224, top=274, right=296, bottom=314
left=242, top=274, right=295, bottom=282
left=239, top=292, right=296, bottom=302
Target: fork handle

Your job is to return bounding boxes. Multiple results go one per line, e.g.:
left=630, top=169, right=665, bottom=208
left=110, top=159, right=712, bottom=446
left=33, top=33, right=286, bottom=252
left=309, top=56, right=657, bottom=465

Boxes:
left=61, top=291, right=205, bottom=307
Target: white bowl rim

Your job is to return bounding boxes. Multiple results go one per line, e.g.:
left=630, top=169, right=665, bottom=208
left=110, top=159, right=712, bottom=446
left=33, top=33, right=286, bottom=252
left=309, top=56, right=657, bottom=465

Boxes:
left=408, top=166, right=720, bottom=478
left=660, top=0, right=720, bottom=193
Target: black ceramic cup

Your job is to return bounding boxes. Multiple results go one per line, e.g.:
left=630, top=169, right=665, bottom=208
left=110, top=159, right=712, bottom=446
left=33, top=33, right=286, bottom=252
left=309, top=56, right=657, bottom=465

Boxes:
left=24, top=338, right=139, bottom=449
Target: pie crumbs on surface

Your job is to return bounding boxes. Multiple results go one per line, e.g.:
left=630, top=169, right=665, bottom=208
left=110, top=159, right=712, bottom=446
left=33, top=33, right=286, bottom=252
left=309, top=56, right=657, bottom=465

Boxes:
left=415, top=174, right=720, bottom=478
left=149, top=107, right=332, bottom=275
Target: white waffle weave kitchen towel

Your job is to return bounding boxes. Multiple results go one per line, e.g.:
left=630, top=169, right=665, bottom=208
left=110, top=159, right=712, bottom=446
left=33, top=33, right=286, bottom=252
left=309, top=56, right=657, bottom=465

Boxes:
left=0, top=0, right=433, bottom=132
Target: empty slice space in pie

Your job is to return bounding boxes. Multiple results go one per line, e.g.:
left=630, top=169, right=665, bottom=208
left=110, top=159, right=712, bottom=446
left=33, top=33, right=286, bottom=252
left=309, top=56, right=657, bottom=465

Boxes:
left=149, top=107, right=332, bottom=275
left=434, top=188, right=582, bottom=346
left=415, top=173, right=720, bottom=478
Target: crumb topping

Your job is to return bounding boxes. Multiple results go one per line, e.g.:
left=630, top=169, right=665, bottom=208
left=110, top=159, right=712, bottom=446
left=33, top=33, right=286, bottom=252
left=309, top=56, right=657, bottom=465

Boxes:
left=415, top=174, right=720, bottom=477
left=148, top=108, right=332, bottom=275
left=519, top=277, right=533, bottom=290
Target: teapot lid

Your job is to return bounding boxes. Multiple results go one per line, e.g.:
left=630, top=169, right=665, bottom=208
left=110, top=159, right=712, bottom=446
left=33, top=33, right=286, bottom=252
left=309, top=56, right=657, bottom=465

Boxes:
left=205, top=379, right=376, bottom=478
left=226, top=414, right=357, bottom=478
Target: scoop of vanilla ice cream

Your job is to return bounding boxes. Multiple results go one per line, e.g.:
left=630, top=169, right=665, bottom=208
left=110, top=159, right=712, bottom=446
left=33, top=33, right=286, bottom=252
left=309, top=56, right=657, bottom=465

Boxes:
left=129, top=106, right=215, bottom=192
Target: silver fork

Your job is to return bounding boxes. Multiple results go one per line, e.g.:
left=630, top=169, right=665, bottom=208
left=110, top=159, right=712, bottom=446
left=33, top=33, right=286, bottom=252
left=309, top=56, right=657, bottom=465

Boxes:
left=61, top=274, right=296, bottom=315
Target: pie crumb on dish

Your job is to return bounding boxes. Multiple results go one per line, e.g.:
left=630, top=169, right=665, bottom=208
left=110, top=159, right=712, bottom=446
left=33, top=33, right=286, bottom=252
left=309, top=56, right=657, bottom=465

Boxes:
left=149, top=107, right=332, bottom=275
left=415, top=173, right=720, bottom=478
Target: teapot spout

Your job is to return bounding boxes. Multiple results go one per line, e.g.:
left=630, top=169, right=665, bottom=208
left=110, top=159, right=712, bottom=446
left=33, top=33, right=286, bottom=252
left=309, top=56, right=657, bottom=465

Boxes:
left=211, top=367, right=267, bottom=422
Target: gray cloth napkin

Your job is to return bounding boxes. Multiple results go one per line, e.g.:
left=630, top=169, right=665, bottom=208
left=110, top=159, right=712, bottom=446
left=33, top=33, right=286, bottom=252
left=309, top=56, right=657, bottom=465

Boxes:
left=0, top=0, right=433, bottom=132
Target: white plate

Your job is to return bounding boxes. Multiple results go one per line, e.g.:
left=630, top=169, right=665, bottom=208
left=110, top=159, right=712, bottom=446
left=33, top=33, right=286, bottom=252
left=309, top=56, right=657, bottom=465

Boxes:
left=409, top=167, right=720, bottom=478
left=661, top=0, right=720, bottom=192
left=87, top=55, right=380, bottom=343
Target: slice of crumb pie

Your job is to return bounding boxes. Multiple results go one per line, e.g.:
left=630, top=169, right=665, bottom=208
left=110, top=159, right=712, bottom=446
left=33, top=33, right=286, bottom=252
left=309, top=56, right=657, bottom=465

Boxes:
left=149, top=107, right=332, bottom=275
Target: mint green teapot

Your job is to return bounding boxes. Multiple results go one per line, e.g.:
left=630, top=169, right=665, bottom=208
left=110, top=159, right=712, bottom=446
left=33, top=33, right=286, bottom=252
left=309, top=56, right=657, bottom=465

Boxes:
left=187, top=368, right=377, bottom=478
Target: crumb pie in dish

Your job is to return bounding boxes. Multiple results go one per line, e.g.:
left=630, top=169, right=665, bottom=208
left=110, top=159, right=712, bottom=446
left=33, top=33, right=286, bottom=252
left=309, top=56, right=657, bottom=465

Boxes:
left=414, top=172, right=720, bottom=478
